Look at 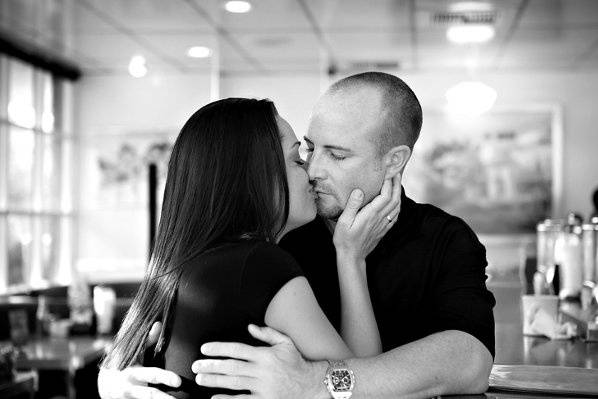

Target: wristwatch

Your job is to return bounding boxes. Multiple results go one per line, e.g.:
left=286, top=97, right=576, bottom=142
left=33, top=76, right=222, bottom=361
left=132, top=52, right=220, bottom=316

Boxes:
left=323, top=360, right=355, bottom=399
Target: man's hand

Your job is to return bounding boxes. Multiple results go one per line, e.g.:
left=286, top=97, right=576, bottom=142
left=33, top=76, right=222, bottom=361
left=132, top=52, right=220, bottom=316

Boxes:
left=98, top=367, right=181, bottom=399
left=192, top=324, right=327, bottom=399
left=98, top=322, right=181, bottom=399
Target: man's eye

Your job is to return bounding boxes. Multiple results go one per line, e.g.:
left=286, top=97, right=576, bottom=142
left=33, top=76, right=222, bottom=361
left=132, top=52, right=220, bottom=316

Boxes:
left=305, top=147, right=314, bottom=152
left=330, top=152, right=346, bottom=161
left=294, top=160, right=305, bottom=166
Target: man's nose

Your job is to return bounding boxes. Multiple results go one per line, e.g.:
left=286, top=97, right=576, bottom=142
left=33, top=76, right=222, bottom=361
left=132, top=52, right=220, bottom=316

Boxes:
left=306, top=151, right=326, bottom=181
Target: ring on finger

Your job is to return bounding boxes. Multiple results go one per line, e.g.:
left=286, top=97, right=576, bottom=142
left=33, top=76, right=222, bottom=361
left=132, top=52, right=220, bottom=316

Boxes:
left=386, top=215, right=394, bottom=223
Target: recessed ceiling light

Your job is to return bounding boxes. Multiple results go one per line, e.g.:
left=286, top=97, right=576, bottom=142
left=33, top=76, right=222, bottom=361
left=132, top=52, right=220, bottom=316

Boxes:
left=128, top=55, right=147, bottom=78
left=187, top=46, right=212, bottom=58
left=224, top=1, right=252, bottom=13
left=445, top=81, right=497, bottom=116
left=446, top=24, right=495, bottom=44
left=450, top=1, right=494, bottom=13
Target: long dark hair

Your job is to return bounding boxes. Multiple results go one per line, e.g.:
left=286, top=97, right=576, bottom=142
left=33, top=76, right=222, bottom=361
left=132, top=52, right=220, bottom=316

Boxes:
left=102, top=98, right=289, bottom=369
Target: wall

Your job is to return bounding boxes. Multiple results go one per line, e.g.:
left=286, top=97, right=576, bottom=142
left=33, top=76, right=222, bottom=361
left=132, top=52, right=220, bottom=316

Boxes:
left=223, top=70, right=598, bottom=217
left=404, top=71, right=598, bottom=215
left=220, top=73, right=325, bottom=139
left=402, top=71, right=598, bottom=272
left=75, top=73, right=212, bottom=281
left=75, top=70, right=598, bottom=280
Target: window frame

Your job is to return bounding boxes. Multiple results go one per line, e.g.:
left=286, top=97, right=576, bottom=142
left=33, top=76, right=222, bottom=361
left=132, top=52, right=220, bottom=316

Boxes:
left=0, top=54, right=75, bottom=294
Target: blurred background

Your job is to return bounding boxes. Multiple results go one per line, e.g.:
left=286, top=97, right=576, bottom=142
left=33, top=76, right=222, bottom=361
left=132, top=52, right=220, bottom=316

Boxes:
left=0, top=1, right=598, bottom=398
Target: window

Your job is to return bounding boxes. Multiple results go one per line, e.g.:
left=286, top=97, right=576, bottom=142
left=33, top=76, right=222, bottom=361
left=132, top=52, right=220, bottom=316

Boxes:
left=0, top=56, right=74, bottom=294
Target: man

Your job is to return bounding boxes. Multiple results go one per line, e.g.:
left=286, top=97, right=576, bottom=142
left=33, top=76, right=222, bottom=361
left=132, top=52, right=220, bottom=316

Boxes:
left=99, top=72, right=495, bottom=399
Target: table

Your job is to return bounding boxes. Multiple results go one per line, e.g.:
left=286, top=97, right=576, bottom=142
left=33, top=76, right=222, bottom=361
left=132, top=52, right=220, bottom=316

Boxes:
left=12, top=336, right=112, bottom=399
left=0, top=371, right=37, bottom=399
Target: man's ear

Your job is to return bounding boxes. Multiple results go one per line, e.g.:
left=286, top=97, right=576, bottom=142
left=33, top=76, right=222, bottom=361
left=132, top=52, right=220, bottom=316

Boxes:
left=384, top=145, right=411, bottom=179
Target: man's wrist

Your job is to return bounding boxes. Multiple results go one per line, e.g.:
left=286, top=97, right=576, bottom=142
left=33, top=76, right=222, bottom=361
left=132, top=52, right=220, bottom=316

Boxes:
left=307, top=360, right=331, bottom=399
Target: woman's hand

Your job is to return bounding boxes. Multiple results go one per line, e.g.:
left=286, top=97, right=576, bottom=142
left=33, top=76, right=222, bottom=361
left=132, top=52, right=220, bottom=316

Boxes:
left=333, top=173, right=402, bottom=265
left=332, top=175, right=400, bottom=357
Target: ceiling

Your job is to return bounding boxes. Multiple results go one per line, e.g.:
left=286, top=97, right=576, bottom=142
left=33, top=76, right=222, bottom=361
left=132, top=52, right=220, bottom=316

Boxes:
left=1, top=0, right=598, bottom=76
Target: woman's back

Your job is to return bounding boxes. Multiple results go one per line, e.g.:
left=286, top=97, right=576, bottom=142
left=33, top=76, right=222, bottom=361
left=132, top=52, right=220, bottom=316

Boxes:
left=158, top=239, right=303, bottom=398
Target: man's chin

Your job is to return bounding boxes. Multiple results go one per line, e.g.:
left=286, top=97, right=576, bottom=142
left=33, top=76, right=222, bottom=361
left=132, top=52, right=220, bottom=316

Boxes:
left=316, top=204, right=343, bottom=221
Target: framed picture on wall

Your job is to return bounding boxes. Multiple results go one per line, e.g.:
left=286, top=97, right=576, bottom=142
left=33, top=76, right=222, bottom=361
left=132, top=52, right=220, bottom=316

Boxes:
left=403, top=105, right=563, bottom=236
left=77, top=131, right=175, bottom=280
left=81, top=132, right=174, bottom=210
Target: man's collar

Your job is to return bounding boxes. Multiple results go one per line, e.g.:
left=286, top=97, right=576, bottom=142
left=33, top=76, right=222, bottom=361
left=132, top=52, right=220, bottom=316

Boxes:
left=395, top=186, right=415, bottom=229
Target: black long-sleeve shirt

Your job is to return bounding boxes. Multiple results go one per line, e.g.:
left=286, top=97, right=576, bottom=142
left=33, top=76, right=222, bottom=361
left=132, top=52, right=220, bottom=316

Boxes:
left=280, top=189, right=496, bottom=356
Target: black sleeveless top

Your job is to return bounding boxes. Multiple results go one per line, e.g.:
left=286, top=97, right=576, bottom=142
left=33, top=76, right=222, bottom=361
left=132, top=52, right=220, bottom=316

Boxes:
left=156, top=239, right=303, bottom=398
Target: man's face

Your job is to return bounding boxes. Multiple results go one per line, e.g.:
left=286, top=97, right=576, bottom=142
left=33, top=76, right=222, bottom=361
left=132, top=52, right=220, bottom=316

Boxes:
left=304, top=87, right=387, bottom=220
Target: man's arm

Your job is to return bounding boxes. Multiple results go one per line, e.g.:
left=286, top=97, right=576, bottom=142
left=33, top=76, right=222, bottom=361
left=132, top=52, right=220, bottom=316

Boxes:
left=343, top=218, right=495, bottom=397
left=343, top=330, right=492, bottom=398
left=194, top=325, right=492, bottom=399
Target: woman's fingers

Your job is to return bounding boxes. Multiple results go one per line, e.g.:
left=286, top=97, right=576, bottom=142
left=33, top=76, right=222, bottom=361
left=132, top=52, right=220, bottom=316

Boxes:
left=145, top=322, right=162, bottom=349
left=380, top=173, right=402, bottom=220
left=355, top=175, right=399, bottom=227
left=337, top=189, right=364, bottom=227
left=365, top=178, right=392, bottom=214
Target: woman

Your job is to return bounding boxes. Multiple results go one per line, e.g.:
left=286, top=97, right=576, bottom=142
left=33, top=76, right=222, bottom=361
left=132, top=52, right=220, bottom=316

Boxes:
left=101, top=98, right=396, bottom=398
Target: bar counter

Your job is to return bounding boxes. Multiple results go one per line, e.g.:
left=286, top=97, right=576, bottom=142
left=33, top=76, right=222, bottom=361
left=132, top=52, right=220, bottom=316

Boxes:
left=2, top=274, right=596, bottom=398
left=472, top=274, right=598, bottom=398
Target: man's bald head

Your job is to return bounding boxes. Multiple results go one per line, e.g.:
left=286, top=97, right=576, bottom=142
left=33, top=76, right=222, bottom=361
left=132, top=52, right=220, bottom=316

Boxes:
left=321, top=72, right=423, bottom=155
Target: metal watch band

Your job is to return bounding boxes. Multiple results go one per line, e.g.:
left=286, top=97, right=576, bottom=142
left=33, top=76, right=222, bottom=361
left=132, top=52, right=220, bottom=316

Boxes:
left=328, top=360, right=348, bottom=369
left=331, top=393, right=352, bottom=399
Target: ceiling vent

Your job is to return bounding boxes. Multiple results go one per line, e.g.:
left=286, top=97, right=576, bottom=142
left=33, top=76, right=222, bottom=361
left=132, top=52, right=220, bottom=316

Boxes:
left=431, top=10, right=497, bottom=25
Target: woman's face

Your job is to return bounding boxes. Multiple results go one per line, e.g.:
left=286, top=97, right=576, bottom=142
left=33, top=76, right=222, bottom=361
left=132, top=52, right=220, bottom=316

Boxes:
left=277, top=115, right=317, bottom=236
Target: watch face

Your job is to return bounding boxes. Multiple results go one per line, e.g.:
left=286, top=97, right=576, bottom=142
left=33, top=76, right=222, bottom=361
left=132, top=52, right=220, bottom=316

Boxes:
left=330, top=369, right=353, bottom=392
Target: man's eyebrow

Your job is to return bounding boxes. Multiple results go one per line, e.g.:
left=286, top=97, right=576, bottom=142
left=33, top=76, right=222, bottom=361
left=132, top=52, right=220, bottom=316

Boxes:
left=303, top=136, right=352, bottom=153
left=324, top=144, right=352, bottom=152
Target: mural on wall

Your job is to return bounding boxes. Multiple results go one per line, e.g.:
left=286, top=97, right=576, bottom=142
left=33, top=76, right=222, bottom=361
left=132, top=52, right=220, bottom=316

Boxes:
left=77, top=131, right=176, bottom=275
left=403, top=108, right=558, bottom=235
left=87, top=135, right=173, bottom=208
